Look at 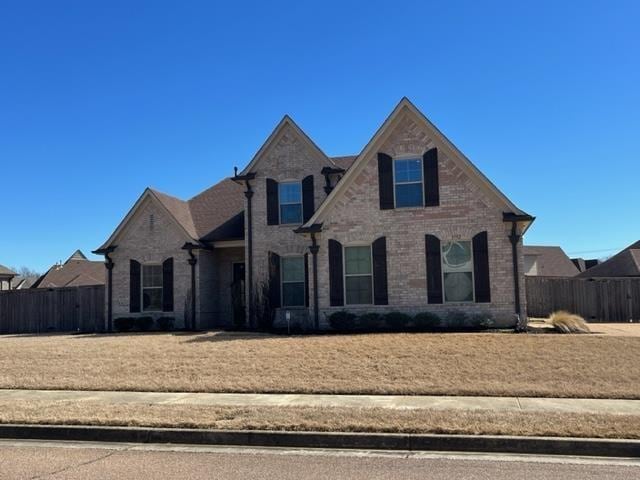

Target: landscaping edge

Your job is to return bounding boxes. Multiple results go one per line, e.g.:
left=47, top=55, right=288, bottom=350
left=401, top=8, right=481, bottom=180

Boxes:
left=0, top=424, right=639, bottom=458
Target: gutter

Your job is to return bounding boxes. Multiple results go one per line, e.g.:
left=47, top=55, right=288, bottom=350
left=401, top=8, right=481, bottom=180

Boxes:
left=92, top=246, right=117, bottom=332
left=233, top=170, right=256, bottom=328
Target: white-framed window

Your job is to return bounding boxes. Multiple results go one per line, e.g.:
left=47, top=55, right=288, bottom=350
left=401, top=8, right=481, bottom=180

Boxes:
left=441, top=241, right=474, bottom=303
left=344, top=245, right=373, bottom=305
left=281, top=256, right=305, bottom=306
left=393, top=157, right=423, bottom=208
left=142, top=264, right=163, bottom=311
left=279, top=182, right=303, bottom=224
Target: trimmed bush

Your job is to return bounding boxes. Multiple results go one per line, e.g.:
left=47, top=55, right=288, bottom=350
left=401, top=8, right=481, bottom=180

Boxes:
left=328, top=310, right=357, bottom=332
left=134, top=316, right=154, bottom=331
left=384, top=311, right=412, bottom=331
left=156, top=316, right=175, bottom=331
left=444, top=310, right=468, bottom=330
left=468, top=313, right=494, bottom=330
left=357, top=312, right=382, bottom=330
left=413, top=312, right=441, bottom=331
left=114, top=317, right=135, bottom=332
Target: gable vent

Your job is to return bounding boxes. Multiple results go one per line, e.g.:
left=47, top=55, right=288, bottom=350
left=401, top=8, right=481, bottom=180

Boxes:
left=149, top=213, right=155, bottom=231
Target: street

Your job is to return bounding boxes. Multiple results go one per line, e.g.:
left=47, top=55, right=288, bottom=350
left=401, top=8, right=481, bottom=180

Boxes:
left=0, top=440, right=638, bottom=479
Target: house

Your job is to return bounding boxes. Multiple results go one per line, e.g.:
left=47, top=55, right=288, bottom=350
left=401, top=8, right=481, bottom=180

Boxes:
left=575, top=240, right=640, bottom=278
left=0, top=264, right=17, bottom=291
left=9, top=275, right=38, bottom=290
left=32, top=250, right=105, bottom=289
left=523, top=246, right=580, bottom=277
left=94, top=98, right=534, bottom=331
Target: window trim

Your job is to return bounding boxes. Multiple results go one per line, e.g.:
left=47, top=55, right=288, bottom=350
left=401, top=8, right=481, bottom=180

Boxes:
left=141, top=263, right=163, bottom=312
left=393, top=155, right=424, bottom=209
left=440, top=240, right=476, bottom=304
left=280, top=255, right=306, bottom=307
left=343, top=244, right=374, bottom=306
left=278, top=181, right=303, bottom=225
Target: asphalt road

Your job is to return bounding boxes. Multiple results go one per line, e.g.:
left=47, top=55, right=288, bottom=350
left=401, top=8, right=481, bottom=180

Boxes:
left=0, top=440, right=638, bottom=479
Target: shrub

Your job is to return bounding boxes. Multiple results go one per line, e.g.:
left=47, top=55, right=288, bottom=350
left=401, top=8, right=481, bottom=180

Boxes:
left=384, top=311, right=412, bottom=331
left=413, top=312, right=441, bottom=331
left=156, top=316, right=175, bottom=331
left=548, top=310, right=590, bottom=334
left=328, top=310, right=357, bottom=332
left=134, top=316, right=154, bottom=331
left=468, top=313, right=494, bottom=330
left=444, top=310, right=469, bottom=330
left=114, top=317, right=135, bottom=332
left=358, top=312, right=382, bottom=330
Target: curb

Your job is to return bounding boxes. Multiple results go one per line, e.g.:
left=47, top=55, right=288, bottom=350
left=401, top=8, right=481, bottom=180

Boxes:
left=0, top=424, right=638, bottom=458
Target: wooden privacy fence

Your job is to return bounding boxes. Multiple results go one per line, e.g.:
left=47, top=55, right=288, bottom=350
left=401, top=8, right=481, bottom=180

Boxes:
left=0, top=285, right=105, bottom=334
left=526, top=276, right=640, bottom=322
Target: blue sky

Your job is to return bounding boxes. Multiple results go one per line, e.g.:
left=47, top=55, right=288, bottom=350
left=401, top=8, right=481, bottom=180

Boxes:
left=1, top=1, right=639, bottom=272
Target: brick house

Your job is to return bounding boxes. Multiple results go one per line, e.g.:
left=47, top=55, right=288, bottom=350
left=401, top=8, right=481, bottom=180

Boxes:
left=94, top=98, right=534, bottom=331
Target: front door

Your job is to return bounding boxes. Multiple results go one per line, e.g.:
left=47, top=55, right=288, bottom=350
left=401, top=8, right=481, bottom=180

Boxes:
left=231, top=262, right=246, bottom=326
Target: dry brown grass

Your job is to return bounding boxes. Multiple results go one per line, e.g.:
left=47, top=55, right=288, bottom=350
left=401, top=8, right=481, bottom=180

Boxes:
left=0, top=331, right=639, bottom=398
left=549, top=311, right=591, bottom=334
left=1, top=400, right=639, bottom=439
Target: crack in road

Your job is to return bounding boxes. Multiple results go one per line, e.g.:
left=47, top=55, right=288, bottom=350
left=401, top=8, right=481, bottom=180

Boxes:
left=28, top=446, right=132, bottom=479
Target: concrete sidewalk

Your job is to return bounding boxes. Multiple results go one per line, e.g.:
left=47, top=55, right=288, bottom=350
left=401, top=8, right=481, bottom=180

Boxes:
left=1, top=389, right=638, bottom=415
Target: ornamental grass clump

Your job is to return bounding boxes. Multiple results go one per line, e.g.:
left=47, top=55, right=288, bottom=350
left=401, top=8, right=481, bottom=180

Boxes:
left=548, top=311, right=590, bottom=334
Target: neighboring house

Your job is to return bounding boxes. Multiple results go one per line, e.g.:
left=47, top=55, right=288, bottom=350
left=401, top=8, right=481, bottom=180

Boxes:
left=576, top=240, right=640, bottom=278
left=95, top=98, right=534, bottom=331
left=570, top=257, right=600, bottom=273
left=9, top=275, right=38, bottom=290
left=523, top=246, right=580, bottom=277
left=32, top=250, right=105, bottom=288
left=0, top=264, right=17, bottom=291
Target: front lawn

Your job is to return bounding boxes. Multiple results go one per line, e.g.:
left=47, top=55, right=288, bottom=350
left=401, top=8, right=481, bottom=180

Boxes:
left=0, top=331, right=638, bottom=398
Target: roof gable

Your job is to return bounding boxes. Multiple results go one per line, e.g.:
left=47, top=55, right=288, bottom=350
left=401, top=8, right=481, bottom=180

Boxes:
left=576, top=240, right=640, bottom=277
left=523, top=246, right=580, bottom=277
left=239, top=115, right=335, bottom=175
left=303, top=97, right=529, bottom=228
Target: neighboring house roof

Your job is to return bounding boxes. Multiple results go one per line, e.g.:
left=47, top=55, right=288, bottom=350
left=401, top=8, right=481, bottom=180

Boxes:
left=302, top=97, right=532, bottom=230
left=576, top=240, right=640, bottom=278
left=523, top=246, right=580, bottom=277
left=0, top=264, right=16, bottom=278
left=32, top=251, right=105, bottom=288
left=330, top=155, right=358, bottom=170
left=11, top=276, right=37, bottom=289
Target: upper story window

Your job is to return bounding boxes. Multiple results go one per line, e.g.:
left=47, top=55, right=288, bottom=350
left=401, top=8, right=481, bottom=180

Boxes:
left=142, top=264, right=163, bottom=311
left=279, top=182, right=303, bottom=224
left=441, top=241, right=474, bottom=303
left=394, top=158, right=423, bottom=208
left=281, top=256, right=305, bottom=306
left=344, top=245, right=373, bottom=305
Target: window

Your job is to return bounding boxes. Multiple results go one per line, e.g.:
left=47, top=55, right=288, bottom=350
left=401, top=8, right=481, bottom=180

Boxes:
left=281, top=256, right=305, bottom=306
left=441, top=241, right=474, bottom=302
left=344, top=246, right=373, bottom=305
left=142, top=264, right=163, bottom=311
left=279, top=182, right=302, bottom=224
left=394, top=158, right=423, bottom=208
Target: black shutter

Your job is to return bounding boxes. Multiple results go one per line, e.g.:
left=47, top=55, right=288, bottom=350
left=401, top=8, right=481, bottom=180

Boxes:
left=372, top=236, right=388, bottom=305
left=129, top=260, right=141, bottom=313
left=304, top=253, right=310, bottom=307
left=377, top=152, right=394, bottom=210
left=425, top=234, right=443, bottom=304
left=268, top=252, right=281, bottom=308
left=473, top=231, right=491, bottom=303
left=162, top=257, right=174, bottom=312
left=423, top=148, right=440, bottom=207
left=328, top=239, right=344, bottom=306
left=302, top=175, right=314, bottom=222
left=266, top=178, right=279, bottom=225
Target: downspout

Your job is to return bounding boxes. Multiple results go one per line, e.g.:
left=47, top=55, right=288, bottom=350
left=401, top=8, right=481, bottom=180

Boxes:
left=310, top=233, right=320, bottom=330
left=105, top=251, right=114, bottom=333
left=92, top=245, right=117, bottom=333
left=233, top=169, right=256, bottom=329
left=187, top=247, right=197, bottom=331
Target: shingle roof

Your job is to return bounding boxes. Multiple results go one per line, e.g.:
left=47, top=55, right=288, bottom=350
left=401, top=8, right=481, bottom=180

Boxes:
left=151, top=189, right=199, bottom=239
left=523, top=246, right=580, bottom=277
left=576, top=240, right=640, bottom=278
left=188, top=178, right=245, bottom=239
left=330, top=155, right=358, bottom=170
left=33, top=258, right=105, bottom=288
left=0, top=264, right=16, bottom=277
